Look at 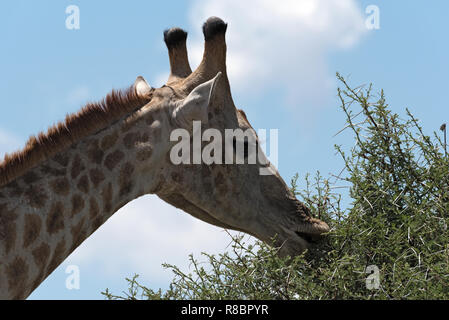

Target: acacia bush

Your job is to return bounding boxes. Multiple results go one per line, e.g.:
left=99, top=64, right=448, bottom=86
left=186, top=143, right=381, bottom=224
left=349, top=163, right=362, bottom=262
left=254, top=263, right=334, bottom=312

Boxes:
left=103, top=75, right=449, bottom=300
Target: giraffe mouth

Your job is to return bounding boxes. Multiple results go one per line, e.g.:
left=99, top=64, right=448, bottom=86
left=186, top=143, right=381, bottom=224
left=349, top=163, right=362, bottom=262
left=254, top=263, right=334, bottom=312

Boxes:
left=275, top=223, right=330, bottom=257
left=294, top=231, right=323, bottom=244
left=293, top=216, right=330, bottom=245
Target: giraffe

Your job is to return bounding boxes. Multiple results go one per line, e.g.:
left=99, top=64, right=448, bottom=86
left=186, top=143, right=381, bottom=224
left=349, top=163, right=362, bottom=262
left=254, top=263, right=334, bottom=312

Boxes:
left=0, top=17, right=329, bottom=300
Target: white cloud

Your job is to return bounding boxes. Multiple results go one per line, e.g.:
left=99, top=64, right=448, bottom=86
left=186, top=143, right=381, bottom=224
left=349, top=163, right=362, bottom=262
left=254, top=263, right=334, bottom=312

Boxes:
left=187, top=0, right=367, bottom=109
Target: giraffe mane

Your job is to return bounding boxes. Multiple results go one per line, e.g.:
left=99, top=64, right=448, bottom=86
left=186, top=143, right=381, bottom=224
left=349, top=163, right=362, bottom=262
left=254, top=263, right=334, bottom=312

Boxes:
left=0, top=85, right=151, bottom=187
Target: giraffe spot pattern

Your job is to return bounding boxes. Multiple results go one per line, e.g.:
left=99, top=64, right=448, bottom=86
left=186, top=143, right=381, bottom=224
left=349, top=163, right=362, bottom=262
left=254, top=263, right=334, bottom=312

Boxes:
left=23, top=214, right=42, bottom=249
left=40, top=165, right=67, bottom=177
left=30, top=242, right=50, bottom=293
left=123, top=132, right=142, bottom=149
left=5, top=256, right=29, bottom=299
left=102, top=183, right=113, bottom=213
left=53, top=153, right=70, bottom=167
left=104, top=150, right=125, bottom=171
left=71, top=155, right=85, bottom=179
left=71, top=194, right=85, bottom=216
left=46, top=202, right=65, bottom=235
left=0, top=204, right=18, bottom=254
left=25, top=185, right=48, bottom=208
left=87, top=142, right=105, bottom=165
left=171, top=172, right=183, bottom=183
left=32, top=243, right=50, bottom=269
left=101, top=132, right=119, bottom=151
left=89, top=197, right=99, bottom=219
left=50, top=178, right=70, bottom=196
left=119, top=162, right=135, bottom=197
left=46, top=239, right=66, bottom=275
left=142, top=132, right=150, bottom=142
left=6, top=181, right=23, bottom=197
left=92, top=216, right=104, bottom=233
left=70, top=217, right=86, bottom=252
left=23, top=172, right=40, bottom=184
left=89, top=169, right=105, bottom=188
left=77, top=175, right=90, bottom=194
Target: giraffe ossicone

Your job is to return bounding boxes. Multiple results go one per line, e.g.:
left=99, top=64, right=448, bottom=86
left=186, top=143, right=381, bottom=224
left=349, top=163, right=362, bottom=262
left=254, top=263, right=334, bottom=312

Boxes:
left=0, top=16, right=329, bottom=300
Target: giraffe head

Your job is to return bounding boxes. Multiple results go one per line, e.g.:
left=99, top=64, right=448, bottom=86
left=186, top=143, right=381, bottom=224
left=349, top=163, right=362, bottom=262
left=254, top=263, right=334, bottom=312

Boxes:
left=131, top=17, right=329, bottom=256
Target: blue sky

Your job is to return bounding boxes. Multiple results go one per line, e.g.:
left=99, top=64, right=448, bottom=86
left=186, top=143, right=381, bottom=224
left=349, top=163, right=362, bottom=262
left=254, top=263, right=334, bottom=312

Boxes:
left=1, top=1, right=448, bottom=299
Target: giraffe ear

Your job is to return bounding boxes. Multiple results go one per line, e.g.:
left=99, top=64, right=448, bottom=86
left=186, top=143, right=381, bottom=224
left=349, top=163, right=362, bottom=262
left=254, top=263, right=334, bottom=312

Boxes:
left=172, top=72, right=222, bottom=128
left=134, top=76, right=152, bottom=97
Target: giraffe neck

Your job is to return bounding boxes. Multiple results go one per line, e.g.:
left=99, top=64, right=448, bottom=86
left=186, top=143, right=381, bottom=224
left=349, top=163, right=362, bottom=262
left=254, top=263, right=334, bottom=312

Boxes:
left=0, top=106, right=169, bottom=299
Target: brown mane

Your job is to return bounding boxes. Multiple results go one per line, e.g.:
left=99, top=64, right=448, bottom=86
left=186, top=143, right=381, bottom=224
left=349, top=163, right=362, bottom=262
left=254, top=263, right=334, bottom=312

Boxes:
left=0, top=85, right=151, bottom=187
